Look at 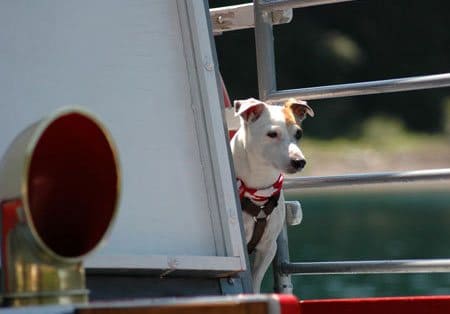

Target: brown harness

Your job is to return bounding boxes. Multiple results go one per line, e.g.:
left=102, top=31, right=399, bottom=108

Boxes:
left=241, top=193, right=280, bottom=254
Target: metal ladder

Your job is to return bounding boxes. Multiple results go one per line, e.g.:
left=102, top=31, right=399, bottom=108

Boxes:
left=211, top=0, right=450, bottom=294
left=254, top=0, right=450, bottom=294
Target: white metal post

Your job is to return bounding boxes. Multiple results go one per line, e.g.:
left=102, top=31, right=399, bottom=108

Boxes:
left=254, top=0, right=278, bottom=101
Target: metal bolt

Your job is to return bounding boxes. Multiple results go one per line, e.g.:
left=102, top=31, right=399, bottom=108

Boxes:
left=205, top=63, right=213, bottom=71
left=204, top=57, right=214, bottom=71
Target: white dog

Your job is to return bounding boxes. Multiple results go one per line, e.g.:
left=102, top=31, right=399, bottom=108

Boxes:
left=230, top=97, right=314, bottom=293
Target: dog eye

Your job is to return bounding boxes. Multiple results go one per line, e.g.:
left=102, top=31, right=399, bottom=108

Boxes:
left=294, top=129, right=303, bottom=140
left=266, top=131, right=278, bottom=138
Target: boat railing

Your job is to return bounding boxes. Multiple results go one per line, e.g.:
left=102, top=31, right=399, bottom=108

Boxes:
left=283, top=169, right=450, bottom=189
left=251, top=0, right=450, bottom=293
left=275, top=172, right=450, bottom=293
left=211, top=0, right=450, bottom=294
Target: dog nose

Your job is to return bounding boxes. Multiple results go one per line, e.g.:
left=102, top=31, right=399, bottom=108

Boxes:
left=291, top=159, right=306, bottom=170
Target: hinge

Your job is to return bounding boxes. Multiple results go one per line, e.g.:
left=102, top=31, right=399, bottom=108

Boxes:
left=210, top=3, right=292, bottom=35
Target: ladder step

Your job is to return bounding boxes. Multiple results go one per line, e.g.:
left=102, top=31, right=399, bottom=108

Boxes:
left=267, top=73, right=450, bottom=102
left=282, top=259, right=450, bottom=275
left=283, top=168, right=450, bottom=189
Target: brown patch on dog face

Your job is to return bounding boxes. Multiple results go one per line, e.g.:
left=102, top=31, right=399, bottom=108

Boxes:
left=284, top=98, right=314, bottom=124
left=283, top=105, right=297, bottom=126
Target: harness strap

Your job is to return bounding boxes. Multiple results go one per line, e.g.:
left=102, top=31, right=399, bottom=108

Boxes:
left=247, top=218, right=267, bottom=255
left=238, top=174, right=283, bottom=203
left=241, top=193, right=280, bottom=254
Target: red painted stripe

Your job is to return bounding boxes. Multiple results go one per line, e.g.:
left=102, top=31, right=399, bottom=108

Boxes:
left=274, top=294, right=301, bottom=314
left=300, top=295, right=450, bottom=314
left=1, top=199, right=22, bottom=286
left=229, top=130, right=237, bottom=140
left=221, top=74, right=232, bottom=109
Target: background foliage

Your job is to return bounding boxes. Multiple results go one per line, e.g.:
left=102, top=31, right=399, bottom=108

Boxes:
left=210, top=0, right=450, bottom=139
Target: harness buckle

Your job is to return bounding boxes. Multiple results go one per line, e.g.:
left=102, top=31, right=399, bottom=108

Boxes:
left=253, top=211, right=270, bottom=222
left=257, top=210, right=268, bottom=219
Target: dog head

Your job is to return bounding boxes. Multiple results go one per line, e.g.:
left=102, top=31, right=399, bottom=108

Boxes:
left=234, top=97, right=314, bottom=174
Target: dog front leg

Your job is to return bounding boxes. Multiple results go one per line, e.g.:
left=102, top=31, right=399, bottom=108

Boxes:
left=252, top=242, right=277, bottom=293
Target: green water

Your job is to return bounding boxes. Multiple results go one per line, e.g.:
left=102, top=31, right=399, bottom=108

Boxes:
left=261, top=187, right=450, bottom=299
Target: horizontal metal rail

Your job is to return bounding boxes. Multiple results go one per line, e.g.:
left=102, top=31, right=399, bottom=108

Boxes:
left=261, top=0, right=355, bottom=11
left=267, top=73, right=450, bottom=101
left=284, top=168, right=450, bottom=189
left=210, top=3, right=292, bottom=35
left=281, top=259, right=450, bottom=275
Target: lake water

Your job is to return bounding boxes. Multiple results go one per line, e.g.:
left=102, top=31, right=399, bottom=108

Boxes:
left=261, top=185, right=450, bottom=299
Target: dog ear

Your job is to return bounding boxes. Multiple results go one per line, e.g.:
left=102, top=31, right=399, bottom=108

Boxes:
left=285, top=98, right=314, bottom=122
left=233, top=98, right=266, bottom=123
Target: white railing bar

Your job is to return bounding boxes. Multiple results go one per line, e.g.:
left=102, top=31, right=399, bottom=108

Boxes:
left=210, top=3, right=293, bottom=35
left=254, top=0, right=278, bottom=101
left=210, top=3, right=254, bottom=35
left=284, top=168, right=450, bottom=189
left=261, top=0, right=355, bottom=11
left=267, top=73, right=450, bottom=102
left=281, top=259, right=450, bottom=275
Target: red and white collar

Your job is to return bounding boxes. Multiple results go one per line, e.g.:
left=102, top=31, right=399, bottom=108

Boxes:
left=237, top=174, right=284, bottom=203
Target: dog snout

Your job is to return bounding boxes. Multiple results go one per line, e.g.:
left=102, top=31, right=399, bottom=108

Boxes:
left=290, top=158, right=306, bottom=170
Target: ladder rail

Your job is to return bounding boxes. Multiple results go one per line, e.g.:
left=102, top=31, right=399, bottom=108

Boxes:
left=254, top=0, right=277, bottom=100
left=254, top=0, right=450, bottom=103
left=268, top=73, right=450, bottom=102
left=251, top=0, right=450, bottom=293
left=283, top=168, right=450, bottom=190
left=281, top=259, right=450, bottom=276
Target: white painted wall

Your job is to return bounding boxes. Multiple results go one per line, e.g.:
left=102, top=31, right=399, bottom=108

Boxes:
left=0, top=0, right=244, bottom=270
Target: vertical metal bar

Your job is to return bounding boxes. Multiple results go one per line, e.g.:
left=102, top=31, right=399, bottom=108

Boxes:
left=273, top=194, right=294, bottom=293
left=254, top=1, right=292, bottom=292
left=254, top=0, right=278, bottom=100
